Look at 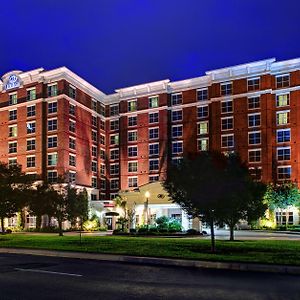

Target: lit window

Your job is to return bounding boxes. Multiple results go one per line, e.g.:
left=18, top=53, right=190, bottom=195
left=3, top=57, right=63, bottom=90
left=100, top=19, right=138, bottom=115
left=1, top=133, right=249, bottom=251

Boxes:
left=149, top=96, right=159, bottom=108
left=220, top=82, right=232, bottom=96
left=197, top=88, right=208, bottom=101
left=9, top=125, right=17, bottom=137
left=248, top=132, right=261, bottom=145
left=247, top=78, right=260, bottom=91
left=198, top=121, right=209, bottom=135
left=9, top=93, right=17, bottom=105
left=110, top=134, right=119, bottom=145
left=47, top=153, right=57, bottom=166
left=248, top=97, right=260, bottom=110
left=276, top=94, right=289, bottom=107
left=198, top=138, right=209, bottom=151
left=27, top=88, right=36, bottom=101
left=171, top=93, right=182, bottom=106
left=48, top=84, right=58, bottom=97
left=128, top=100, right=137, bottom=112
left=248, top=149, right=261, bottom=163
left=276, top=111, right=289, bottom=125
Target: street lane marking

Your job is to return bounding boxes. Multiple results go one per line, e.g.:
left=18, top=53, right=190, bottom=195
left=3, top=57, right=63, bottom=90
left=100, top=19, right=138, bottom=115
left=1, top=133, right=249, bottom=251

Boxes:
left=14, top=268, right=82, bottom=277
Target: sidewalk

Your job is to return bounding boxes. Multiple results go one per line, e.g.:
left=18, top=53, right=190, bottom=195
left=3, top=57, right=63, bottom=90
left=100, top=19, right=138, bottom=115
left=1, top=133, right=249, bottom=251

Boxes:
left=1, top=247, right=300, bottom=275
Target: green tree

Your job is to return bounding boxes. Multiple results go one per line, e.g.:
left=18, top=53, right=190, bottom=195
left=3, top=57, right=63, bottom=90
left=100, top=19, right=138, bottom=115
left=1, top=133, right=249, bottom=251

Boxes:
left=0, top=163, right=33, bottom=233
left=264, top=182, right=300, bottom=226
left=164, top=152, right=266, bottom=251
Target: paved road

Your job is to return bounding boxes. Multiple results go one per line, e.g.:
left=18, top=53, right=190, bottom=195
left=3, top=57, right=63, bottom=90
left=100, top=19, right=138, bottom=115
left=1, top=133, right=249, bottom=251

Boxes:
left=0, top=253, right=299, bottom=300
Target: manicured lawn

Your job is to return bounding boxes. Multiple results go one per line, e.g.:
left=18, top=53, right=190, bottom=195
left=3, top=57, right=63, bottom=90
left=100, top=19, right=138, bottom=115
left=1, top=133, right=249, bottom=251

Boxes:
left=0, top=234, right=300, bottom=266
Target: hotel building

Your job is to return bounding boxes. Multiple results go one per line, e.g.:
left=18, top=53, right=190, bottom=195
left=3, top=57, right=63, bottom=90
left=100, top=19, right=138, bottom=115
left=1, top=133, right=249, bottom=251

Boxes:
left=1, top=57, right=300, bottom=229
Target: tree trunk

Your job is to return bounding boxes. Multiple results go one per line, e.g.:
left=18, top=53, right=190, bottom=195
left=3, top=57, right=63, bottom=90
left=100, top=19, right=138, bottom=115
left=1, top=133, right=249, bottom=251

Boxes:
left=229, top=224, right=234, bottom=241
left=1, top=217, right=5, bottom=234
left=58, top=219, right=63, bottom=236
left=210, top=217, right=216, bottom=253
left=36, top=215, right=42, bottom=231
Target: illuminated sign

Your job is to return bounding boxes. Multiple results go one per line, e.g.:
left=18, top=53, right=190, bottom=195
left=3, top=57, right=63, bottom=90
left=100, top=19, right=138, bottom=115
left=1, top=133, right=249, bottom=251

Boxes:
left=4, top=74, right=21, bottom=90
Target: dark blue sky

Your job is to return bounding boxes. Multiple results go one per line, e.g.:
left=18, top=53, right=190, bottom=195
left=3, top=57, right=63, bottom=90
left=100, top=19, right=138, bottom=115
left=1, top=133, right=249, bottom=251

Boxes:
left=1, top=0, right=299, bottom=94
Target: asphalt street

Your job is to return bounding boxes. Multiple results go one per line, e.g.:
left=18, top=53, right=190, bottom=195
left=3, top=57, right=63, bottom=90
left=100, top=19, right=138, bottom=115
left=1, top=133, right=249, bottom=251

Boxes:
left=0, top=253, right=299, bottom=300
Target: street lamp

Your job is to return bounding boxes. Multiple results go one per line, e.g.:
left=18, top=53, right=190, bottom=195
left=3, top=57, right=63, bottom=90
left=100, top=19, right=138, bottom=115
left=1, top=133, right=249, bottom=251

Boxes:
left=144, top=191, right=150, bottom=229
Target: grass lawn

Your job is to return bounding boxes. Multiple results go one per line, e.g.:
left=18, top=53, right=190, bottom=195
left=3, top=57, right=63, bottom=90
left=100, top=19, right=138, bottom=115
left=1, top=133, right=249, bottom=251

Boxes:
left=0, top=234, right=300, bottom=266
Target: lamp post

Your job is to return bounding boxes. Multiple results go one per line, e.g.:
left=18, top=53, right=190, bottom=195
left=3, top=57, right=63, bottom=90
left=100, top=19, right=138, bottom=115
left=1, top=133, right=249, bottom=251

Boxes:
left=144, top=191, right=150, bottom=230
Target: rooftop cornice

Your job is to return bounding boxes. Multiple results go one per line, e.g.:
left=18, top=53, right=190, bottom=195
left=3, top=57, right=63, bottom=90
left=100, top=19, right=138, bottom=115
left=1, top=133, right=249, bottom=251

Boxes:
left=168, top=75, right=211, bottom=93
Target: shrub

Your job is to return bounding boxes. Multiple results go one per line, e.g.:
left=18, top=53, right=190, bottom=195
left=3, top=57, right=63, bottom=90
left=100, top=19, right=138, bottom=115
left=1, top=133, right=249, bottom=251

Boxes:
left=149, top=227, right=158, bottom=234
left=137, top=226, right=148, bottom=234
left=129, top=228, right=136, bottom=234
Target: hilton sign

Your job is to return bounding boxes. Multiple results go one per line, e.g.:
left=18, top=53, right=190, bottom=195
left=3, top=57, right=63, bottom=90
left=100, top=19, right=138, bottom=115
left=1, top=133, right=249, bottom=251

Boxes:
left=3, top=74, right=21, bottom=91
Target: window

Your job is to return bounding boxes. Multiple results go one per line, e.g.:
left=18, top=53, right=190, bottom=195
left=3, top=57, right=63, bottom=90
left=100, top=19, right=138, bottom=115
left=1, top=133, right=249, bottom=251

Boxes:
left=48, top=102, right=57, bottom=114
left=128, top=161, right=138, bottom=173
left=276, top=211, right=293, bottom=226
left=197, top=106, right=208, bottom=118
left=48, top=119, right=57, bottom=131
left=110, top=104, right=119, bottom=116
left=198, top=121, right=209, bottom=134
left=9, top=93, right=17, bottom=105
left=276, top=111, right=289, bottom=125
left=149, top=112, right=159, bottom=124
left=100, top=120, right=105, bottom=130
left=276, top=74, right=290, bottom=88
left=128, top=116, right=137, bottom=127
left=48, top=136, right=57, bottom=148
left=69, top=86, right=76, bottom=99
left=69, top=104, right=76, bottom=116
left=8, top=158, right=17, bottom=167
left=48, top=84, right=58, bottom=97
left=27, top=105, right=35, bottom=117
left=248, top=97, right=260, bottom=110
left=69, top=171, right=76, bottom=184
left=100, top=104, right=105, bottom=116
left=110, top=149, right=119, bottom=160
left=128, top=131, right=137, bottom=142
left=248, top=149, right=261, bottom=163
left=27, top=139, right=36, bottom=151
left=171, top=93, right=182, bottom=106
left=221, top=117, right=233, bottom=131
left=100, top=149, right=105, bottom=159
left=48, top=153, right=57, bottom=166
left=197, top=88, right=208, bottom=101
left=9, top=109, right=17, bottom=120
left=91, top=177, right=97, bottom=188
left=91, top=194, right=97, bottom=201
left=100, top=164, right=105, bottom=176
left=221, top=101, right=233, bottom=113
left=221, top=82, right=232, bottom=96
left=128, top=177, right=138, bottom=188
left=248, top=113, right=261, bottom=127
left=128, top=146, right=138, bottom=157
left=248, top=131, right=261, bottom=145
left=27, top=121, right=36, bottom=134
left=110, top=179, right=119, bottom=190
left=172, top=157, right=183, bottom=166
left=149, top=175, right=159, bottom=183
left=27, top=88, right=36, bottom=101
left=69, top=154, right=76, bottom=167
left=91, top=100, right=97, bottom=112
left=172, top=110, right=182, bottom=122
left=9, top=125, right=17, bottom=137
left=149, top=143, right=159, bottom=156
left=247, top=78, right=260, bottom=91
left=92, top=146, right=97, bottom=157
left=276, top=94, right=289, bottom=107
left=69, top=120, right=76, bottom=133
left=128, top=100, right=137, bottom=112
left=276, top=129, right=290, bottom=143
left=100, top=134, right=105, bottom=145
left=172, top=141, right=183, bottom=154
left=69, top=137, right=76, bottom=150
left=197, top=138, right=209, bottom=151
left=277, top=147, right=291, bottom=161
left=48, top=171, right=57, bottom=183
left=8, top=142, right=17, bottom=153
left=110, top=134, right=119, bottom=145
left=277, top=166, right=291, bottom=180
left=221, top=135, right=234, bottom=148
left=100, top=180, right=106, bottom=190
left=172, top=125, right=183, bottom=138
left=110, top=120, right=119, bottom=131
left=249, top=167, right=262, bottom=181
left=110, top=164, right=119, bottom=175
left=149, top=128, right=159, bottom=140
left=149, top=96, right=159, bottom=108
left=92, top=130, right=97, bottom=142
left=149, top=159, right=159, bottom=171
left=91, top=161, right=97, bottom=173
left=90, top=115, right=97, bottom=128
left=26, top=156, right=35, bottom=168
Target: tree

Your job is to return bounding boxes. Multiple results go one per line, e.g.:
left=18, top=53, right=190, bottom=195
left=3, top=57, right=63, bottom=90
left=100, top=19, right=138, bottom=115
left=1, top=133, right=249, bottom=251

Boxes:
left=264, top=182, right=300, bottom=226
left=164, top=152, right=267, bottom=251
left=0, top=163, right=33, bottom=233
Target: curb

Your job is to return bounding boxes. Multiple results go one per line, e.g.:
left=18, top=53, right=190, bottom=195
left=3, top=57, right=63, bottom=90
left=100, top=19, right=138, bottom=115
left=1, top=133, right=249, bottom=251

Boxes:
left=0, top=247, right=300, bottom=275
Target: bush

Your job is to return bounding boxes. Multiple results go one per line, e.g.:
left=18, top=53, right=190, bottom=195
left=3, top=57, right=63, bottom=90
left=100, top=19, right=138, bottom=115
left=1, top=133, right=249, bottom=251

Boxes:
left=137, top=226, right=148, bottom=234
left=5, top=229, right=12, bottom=234
left=129, top=228, right=136, bottom=234
left=277, top=225, right=287, bottom=231
left=149, top=227, right=158, bottom=234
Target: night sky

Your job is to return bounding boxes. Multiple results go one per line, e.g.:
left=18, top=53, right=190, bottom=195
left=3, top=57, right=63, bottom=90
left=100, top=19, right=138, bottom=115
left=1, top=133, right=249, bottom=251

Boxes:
left=1, top=0, right=299, bottom=94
